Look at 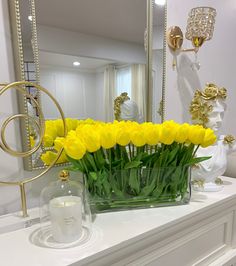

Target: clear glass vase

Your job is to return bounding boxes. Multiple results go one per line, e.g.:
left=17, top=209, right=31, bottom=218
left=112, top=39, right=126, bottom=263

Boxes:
left=84, top=166, right=191, bottom=213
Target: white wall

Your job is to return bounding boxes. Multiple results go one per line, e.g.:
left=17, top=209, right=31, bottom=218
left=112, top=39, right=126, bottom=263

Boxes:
left=38, top=25, right=146, bottom=64
left=95, top=71, right=105, bottom=121
left=40, top=66, right=102, bottom=120
left=166, top=0, right=236, bottom=176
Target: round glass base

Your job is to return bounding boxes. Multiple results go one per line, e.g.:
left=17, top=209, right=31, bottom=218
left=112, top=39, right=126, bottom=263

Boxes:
left=192, top=182, right=223, bottom=192
left=30, top=225, right=91, bottom=249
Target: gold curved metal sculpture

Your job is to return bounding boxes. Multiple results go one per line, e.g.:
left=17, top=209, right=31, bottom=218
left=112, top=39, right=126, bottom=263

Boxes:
left=0, top=81, right=66, bottom=217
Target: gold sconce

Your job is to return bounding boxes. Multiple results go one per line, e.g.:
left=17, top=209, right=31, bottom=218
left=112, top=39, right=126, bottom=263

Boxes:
left=167, top=7, right=217, bottom=69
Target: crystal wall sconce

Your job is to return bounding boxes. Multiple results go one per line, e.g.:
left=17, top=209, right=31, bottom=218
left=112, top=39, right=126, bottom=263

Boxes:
left=167, top=7, right=217, bottom=69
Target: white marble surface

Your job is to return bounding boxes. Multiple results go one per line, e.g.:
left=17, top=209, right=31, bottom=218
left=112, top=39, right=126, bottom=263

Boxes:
left=0, top=176, right=236, bottom=266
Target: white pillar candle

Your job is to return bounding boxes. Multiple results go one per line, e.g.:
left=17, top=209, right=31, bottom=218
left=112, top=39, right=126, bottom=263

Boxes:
left=49, top=196, right=82, bottom=243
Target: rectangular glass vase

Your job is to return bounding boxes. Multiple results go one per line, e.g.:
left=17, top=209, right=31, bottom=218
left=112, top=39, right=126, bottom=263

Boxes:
left=84, top=166, right=191, bottom=213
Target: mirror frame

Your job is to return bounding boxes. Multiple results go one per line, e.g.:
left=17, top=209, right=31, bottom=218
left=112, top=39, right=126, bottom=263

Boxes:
left=8, top=0, right=167, bottom=171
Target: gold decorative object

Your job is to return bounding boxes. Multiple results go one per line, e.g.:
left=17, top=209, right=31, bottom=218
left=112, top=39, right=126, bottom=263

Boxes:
left=0, top=81, right=66, bottom=217
left=189, top=83, right=227, bottom=127
left=223, top=135, right=236, bottom=145
left=167, top=6, right=216, bottom=69
left=215, top=177, right=223, bottom=185
left=114, top=92, right=130, bottom=120
left=59, top=170, right=70, bottom=181
left=166, top=26, right=183, bottom=52
left=191, top=179, right=205, bottom=188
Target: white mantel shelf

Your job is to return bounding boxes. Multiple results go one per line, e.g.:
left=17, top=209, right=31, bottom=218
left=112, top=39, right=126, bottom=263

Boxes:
left=1, top=176, right=236, bottom=266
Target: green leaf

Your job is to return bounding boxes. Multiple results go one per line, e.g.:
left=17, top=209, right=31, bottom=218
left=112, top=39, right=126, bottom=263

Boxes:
left=110, top=173, right=124, bottom=197
left=94, top=149, right=105, bottom=169
left=186, top=156, right=211, bottom=166
left=101, top=171, right=111, bottom=197
left=64, top=166, right=80, bottom=172
left=111, top=159, right=122, bottom=167
left=89, top=172, right=98, bottom=181
left=134, top=152, right=144, bottom=162
left=140, top=178, right=156, bottom=196
left=129, top=168, right=140, bottom=194
left=124, top=161, right=142, bottom=169
left=67, top=156, right=85, bottom=172
left=166, top=145, right=179, bottom=164
left=85, top=153, right=97, bottom=171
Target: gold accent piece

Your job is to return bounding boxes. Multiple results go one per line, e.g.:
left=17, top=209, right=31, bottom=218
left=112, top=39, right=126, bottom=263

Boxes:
left=189, top=83, right=227, bottom=127
left=114, top=92, right=130, bottom=121
left=192, top=179, right=205, bottom=188
left=166, top=26, right=183, bottom=51
left=59, top=170, right=70, bottom=181
left=215, top=177, right=223, bottom=185
left=167, top=7, right=216, bottom=70
left=0, top=81, right=66, bottom=217
left=223, top=135, right=235, bottom=145
left=192, top=36, right=206, bottom=48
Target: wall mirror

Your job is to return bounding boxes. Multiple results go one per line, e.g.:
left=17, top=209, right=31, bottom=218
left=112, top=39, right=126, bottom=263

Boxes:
left=8, top=0, right=167, bottom=171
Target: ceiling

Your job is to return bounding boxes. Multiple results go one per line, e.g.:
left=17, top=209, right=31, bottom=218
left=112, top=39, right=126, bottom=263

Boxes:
left=35, top=0, right=147, bottom=44
left=39, top=51, right=116, bottom=70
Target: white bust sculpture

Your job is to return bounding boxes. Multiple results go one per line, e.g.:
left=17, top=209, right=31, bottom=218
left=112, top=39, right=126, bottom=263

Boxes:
left=114, top=92, right=142, bottom=122
left=190, top=83, right=236, bottom=192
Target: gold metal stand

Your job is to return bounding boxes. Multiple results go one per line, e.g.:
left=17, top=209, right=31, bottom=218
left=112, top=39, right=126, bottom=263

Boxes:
left=0, top=81, right=66, bottom=217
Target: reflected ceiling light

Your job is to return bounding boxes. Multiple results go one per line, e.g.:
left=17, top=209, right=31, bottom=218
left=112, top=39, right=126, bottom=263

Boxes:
left=28, top=15, right=32, bottom=21
left=73, top=61, right=80, bottom=66
left=155, top=0, right=166, bottom=6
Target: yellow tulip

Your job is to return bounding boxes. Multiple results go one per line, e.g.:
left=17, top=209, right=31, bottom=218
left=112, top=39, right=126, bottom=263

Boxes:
left=41, top=150, right=68, bottom=165
left=201, top=128, right=217, bottom=148
left=81, top=130, right=101, bottom=153
left=30, top=136, right=35, bottom=147
left=54, top=137, right=65, bottom=151
left=175, top=123, right=190, bottom=143
left=159, top=121, right=178, bottom=145
left=144, top=124, right=161, bottom=145
left=43, top=134, right=54, bottom=147
left=54, top=119, right=65, bottom=137
left=117, top=128, right=131, bottom=146
left=100, top=125, right=117, bottom=149
left=188, top=125, right=205, bottom=145
left=131, top=129, right=146, bottom=147
left=64, top=134, right=86, bottom=160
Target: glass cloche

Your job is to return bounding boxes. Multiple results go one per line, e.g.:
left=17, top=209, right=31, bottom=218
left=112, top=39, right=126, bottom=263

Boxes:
left=39, top=170, right=92, bottom=248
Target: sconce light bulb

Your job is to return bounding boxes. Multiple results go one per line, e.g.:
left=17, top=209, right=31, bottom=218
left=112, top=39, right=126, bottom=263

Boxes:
left=73, top=61, right=80, bottom=66
left=155, top=0, right=166, bottom=6
left=28, top=15, right=32, bottom=21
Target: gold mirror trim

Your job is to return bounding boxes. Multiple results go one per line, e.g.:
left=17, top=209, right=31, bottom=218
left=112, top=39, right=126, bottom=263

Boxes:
left=161, top=2, right=167, bottom=122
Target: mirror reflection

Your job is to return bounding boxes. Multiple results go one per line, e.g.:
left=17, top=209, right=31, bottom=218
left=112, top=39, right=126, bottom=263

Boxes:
left=36, top=0, right=147, bottom=122
left=17, top=0, right=166, bottom=170
left=152, top=1, right=166, bottom=123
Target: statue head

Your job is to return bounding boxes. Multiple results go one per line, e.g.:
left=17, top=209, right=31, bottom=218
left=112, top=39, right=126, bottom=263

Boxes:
left=189, top=83, right=227, bottom=132
left=114, top=92, right=139, bottom=122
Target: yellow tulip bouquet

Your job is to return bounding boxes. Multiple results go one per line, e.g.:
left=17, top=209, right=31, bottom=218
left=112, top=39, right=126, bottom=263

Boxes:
left=41, top=119, right=216, bottom=211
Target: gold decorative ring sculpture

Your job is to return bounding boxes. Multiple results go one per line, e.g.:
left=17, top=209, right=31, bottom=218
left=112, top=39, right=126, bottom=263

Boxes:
left=0, top=81, right=66, bottom=217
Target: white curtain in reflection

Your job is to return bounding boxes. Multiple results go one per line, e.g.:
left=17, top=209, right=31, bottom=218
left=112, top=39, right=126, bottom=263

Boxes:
left=131, top=64, right=146, bottom=121
left=116, top=66, right=131, bottom=96
left=103, top=65, right=116, bottom=122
